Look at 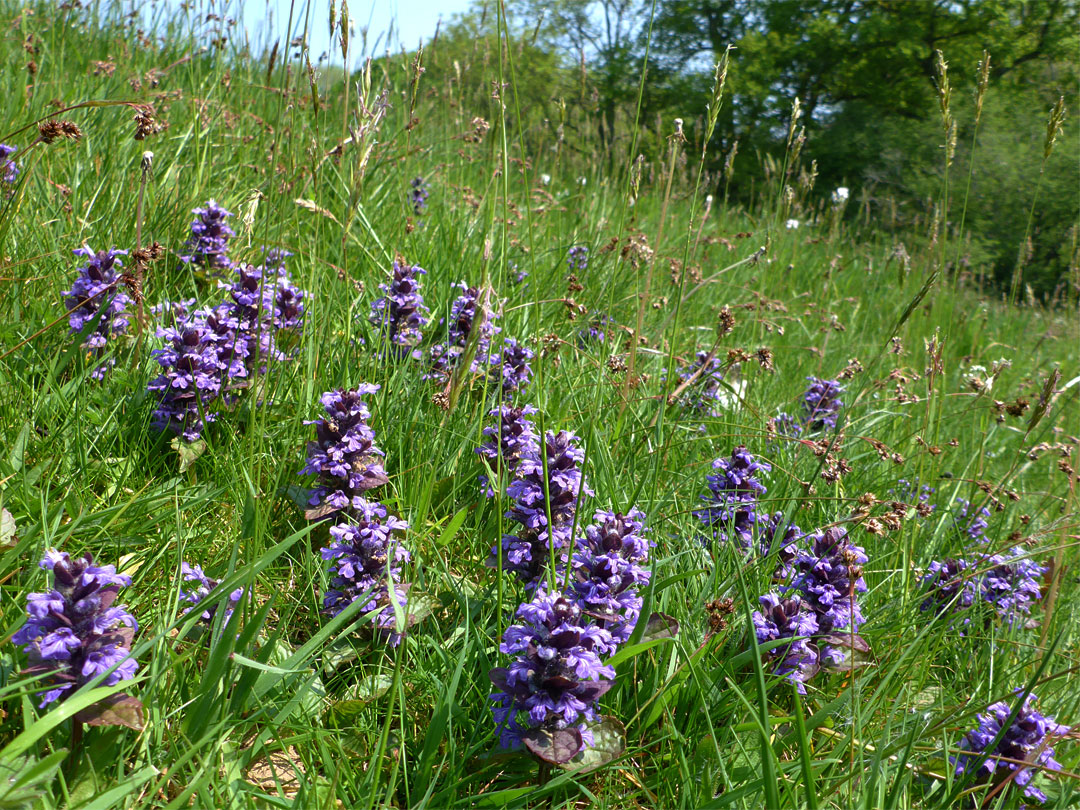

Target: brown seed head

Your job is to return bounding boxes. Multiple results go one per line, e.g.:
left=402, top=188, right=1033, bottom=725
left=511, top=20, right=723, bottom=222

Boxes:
left=38, top=119, right=83, bottom=144
left=717, top=305, right=736, bottom=337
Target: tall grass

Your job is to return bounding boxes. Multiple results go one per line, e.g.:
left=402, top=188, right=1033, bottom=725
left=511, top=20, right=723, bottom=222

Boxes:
left=0, top=1, right=1077, bottom=807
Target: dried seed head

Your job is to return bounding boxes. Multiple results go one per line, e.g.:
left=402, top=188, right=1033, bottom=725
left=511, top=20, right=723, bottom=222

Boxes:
left=717, top=305, right=736, bottom=337
left=38, top=119, right=82, bottom=144
left=133, top=105, right=167, bottom=140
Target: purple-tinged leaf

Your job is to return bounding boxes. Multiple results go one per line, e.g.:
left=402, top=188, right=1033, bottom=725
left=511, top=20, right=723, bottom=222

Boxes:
left=75, top=693, right=145, bottom=731
left=522, top=727, right=583, bottom=765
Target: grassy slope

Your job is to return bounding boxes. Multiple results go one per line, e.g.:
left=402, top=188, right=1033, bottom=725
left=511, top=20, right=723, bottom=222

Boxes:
left=0, top=2, right=1077, bottom=807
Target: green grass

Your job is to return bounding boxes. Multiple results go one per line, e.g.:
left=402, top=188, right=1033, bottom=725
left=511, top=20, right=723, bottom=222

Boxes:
left=0, top=1, right=1078, bottom=807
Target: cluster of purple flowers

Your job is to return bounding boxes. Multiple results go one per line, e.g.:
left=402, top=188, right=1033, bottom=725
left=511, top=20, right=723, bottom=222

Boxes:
left=483, top=407, right=652, bottom=762
left=299, top=385, right=414, bottom=646
left=676, top=351, right=730, bottom=416
left=694, top=447, right=772, bottom=550
left=179, top=199, right=235, bottom=271
left=918, top=558, right=978, bottom=622
left=149, top=246, right=305, bottom=442
left=921, top=540, right=1045, bottom=628
left=61, top=247, right=132, bottom=380
left=179, top=562, right=245, bottom=627
left=567, top=245, right=588, bottom=271
left=147, top=317, right=240, bottom=442
left=496, top=429, right=592, bottom=585
left=769, top=412, right=803, bottom=444
left=409, top=177, right=429, bottom=215
left=979, top=548, right=1046, bottom=624
left=751, top=595, right=820, bottom=693
left=953, top=691, right=1069, bottom=803
left=577, top=312, right=612, bottom=346
left=1, top=143, right=19, bottom=187
left=497, top=338, right=534, bottom=397
left=757, top=512, right=804, bottom=579
left=564, top=509, right=651, bottom=652
left=801, top=377, right=845, bottom=431
left=428, top=283, right=501, bottom=379
left=954, top=498, right=991, bottom=542
left=787, top=526, right=870, bottom=668
left=490, top=592, right=614, bottom=759
left=300, top=385, right=389, bottom=519
left=369, top=261, right=430, bottom=356
left=475, top=405, right=540, bottom=497
left=321, top=500, right=411, bottom=646
left=13, top=551, right=139, bottom=708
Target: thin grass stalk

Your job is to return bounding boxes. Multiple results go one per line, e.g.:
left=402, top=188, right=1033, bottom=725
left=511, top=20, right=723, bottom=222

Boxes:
left=1010, top=96, right=1066, bottom=304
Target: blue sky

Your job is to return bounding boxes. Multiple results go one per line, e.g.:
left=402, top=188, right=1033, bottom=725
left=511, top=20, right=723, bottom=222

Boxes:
left=235, top=0, right=474, bottom=63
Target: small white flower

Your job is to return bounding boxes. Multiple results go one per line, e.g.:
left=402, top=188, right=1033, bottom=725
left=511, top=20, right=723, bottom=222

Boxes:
left=832, top=186, right=850, bottom=204
left=540, top=173, right=551, bottom=185
left=577, top=176, right=587, bottom=186
left=785, top=219, right=800, bottom=230
left=705, top=194, right=714, bottom=205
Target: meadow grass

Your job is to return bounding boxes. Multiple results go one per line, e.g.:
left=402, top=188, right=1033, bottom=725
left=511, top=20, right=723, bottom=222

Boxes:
left=0, top=2, right=1078, bottom=807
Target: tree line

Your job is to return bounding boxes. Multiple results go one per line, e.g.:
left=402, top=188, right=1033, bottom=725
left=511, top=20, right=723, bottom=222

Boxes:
left=419, top=0, right=1078, bottom=299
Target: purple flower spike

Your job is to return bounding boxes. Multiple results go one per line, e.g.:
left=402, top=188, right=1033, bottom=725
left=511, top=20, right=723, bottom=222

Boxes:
left=567, top=245, right=589, bottom=271
left=428, top=283, right=501, bottom=379
left=919, top=558, right=977, bottom=623
left=409, top=177, right=429, bottom=215
left=321, top=500, right=411, bottom=646
left=567, top=509, right=651, bottom=653
left=149, top=254, right=304, bottom=442
left=978, top=547, right=1045, bottom=625
left=801, top=377, right=844, bottom=431
left=301, top=386, right=390, bottom=520
left=496, top=430, right=592, bottom=586
left=756, top=512, right=803, bottom=579
left=476, top=405, right=540, bottom=497
left=220, top=262, right=305, bottom=372
left=676, top=351, right=730, bottom=416
left=369, top=261, right=429, bottom=354
left=61, top=246, right=132, bottom=380
left=179, top=562, right=245, bottom=626
left=752, top=594, right=820, bottom=693
left=180, top=199, right=235, bottom=271
left=13, top=551, right=138, bottom=708
left=0, top=143, right=19, bottom=187
left=147, top=319, right=235, bottom=442
left=497, top=338, right=534, bottom=397
left=694, top=447, right=772, bottom=549
left=489, top=591, right=614, bottom=755
left=790, top=526, right=868, bottom=636
left=953, top=691, right=1069, bottom=804
left=954, top=498, right=992, bottom=543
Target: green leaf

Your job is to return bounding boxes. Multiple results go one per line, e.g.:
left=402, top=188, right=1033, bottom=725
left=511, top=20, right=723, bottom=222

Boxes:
left=435, top=506, right=468, bottom=547
left=0, top=507, right=15, bottom=548
left=171, top=437, right=207, bottom=472
left=639, top=611, right=680, bottom=643
left=0, top=749, right=67, bottom=809
left=558, top=716, right=626, bottom=773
